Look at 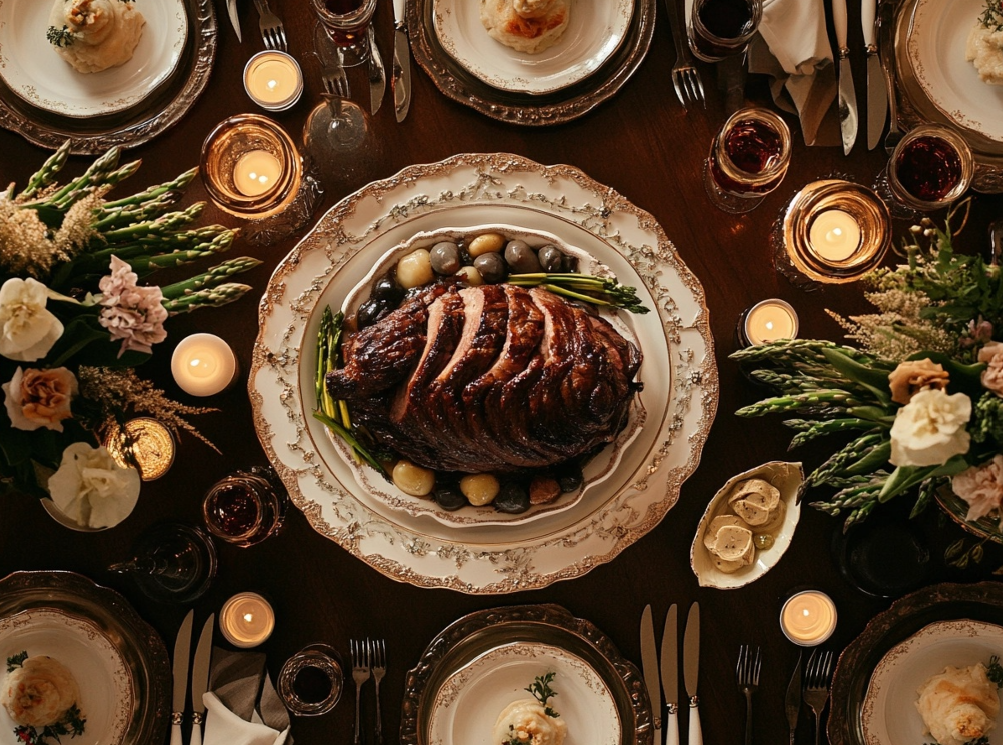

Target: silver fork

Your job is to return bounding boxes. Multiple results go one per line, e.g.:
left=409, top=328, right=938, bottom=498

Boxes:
left=736, top=645, right=762, bottom=745
left=253, top=0, right=287, bottom=51
left=372, top=640, right=386, bottom=745
left=350, top=639, right=371, bottom=745
left=877, top=0, right=902, bottom=154
left=662, top=0, right=705, bottom=108
left=803, top=649, right=834, bottom=745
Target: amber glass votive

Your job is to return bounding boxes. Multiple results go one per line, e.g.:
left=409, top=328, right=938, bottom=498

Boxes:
left=200, top=114, right=303, bottom=220
left=243, top=51, right=304, bottom=111
left=779, top=180, right=891, bottom=284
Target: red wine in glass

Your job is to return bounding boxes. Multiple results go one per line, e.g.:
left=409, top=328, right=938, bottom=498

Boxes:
left=691, top=0, right=760, bottom=60
left=894, top=136, right=963, bottom=202
left=320, top=0, right=370, bottom=45
left=203, top=467, right=287, bottom=546
left=710, top=117, right=786, bottom=195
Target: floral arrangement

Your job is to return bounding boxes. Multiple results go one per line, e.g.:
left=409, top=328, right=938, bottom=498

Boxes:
left=0, top=142, right=259, bottom=525
left=732, top=204, right=1003, bottom=533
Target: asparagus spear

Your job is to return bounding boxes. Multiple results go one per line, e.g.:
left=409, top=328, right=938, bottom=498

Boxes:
left=161, top=283, right=252, bottom=314
left=159, top=256, right=260, bottom=299
left=506, top=273, right=650, bottom=314
left=18, top=140, right=71, bottom=199
left=736, top=389, right=863, bottom=417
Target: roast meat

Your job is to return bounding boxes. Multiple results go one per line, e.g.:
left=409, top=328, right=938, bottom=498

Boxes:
left=326, top=283, right=642, bottom=473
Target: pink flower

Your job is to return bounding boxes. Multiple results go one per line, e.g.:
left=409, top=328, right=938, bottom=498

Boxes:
left=978, top=341, right=1003, bottom=397
left=97, top=256, right=168, bottom=357
left=2, top=366, right=77, bottom=432
left=952, top=455, right=1003, bottom=524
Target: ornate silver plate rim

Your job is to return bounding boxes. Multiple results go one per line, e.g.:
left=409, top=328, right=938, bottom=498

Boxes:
left=399, top=604, right=651, bottom=745
left=0, top=0, right=215, bottom=154
left=249, top=152, right=718, bottom=594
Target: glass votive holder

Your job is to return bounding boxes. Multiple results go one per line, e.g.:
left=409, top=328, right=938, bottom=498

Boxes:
left=689, top=0, right=762, bottom=62
left=780, top=589, right=837, bottom=646
left=775, top=180, right=892, bottom=286
left=886, top=124, right=974, bottom=213
left=705, top=107, right=792, bottom=214
left=243, top=51, right=304, bottom=112
left=278, top=644, right=345, bottom=716
left=737, top=299, right=799, bottom=347
left=105, top=418, right=176, bottom=481
left=220, top=591, right=275, bottom=648
left=171, top=333, right=239, bottom=397
left=202, top=466, right=288, bottom=547
left=309, top=0, right=377, bottom=67
left=200, top=114, right=303, bottom=221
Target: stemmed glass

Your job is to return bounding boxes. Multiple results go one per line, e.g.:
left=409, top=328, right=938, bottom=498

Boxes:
left=309, top=0, right=377, bottom=68
left=881, top=124, right=973, bottom=217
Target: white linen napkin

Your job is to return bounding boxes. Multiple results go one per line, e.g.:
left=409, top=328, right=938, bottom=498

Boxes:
left=746, top=0, right=841, bottom=146
left=202, top=647, right=291, bottom=745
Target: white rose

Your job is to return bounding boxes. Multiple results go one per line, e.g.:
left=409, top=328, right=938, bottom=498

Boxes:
left=48, top=443, right=140, bottom=529
left=890, top=388, right=972, bottom=467
left=0, top=278, right=64, bottom=362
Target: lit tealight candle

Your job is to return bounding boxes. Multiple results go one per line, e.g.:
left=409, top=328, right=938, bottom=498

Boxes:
left=171, top=333, right=238, bottom=397
left=220, top=592, right=275, bottom=648
left=742, top=299, right=799, bottom=346
left=243, top=51, right=304, bottom=111
left=780, top=590, right=838, bottom=646
left=808, top=209, right=862, bottom=263
left=106, top=418, right=176, bottom=481
left=232, top=150, right=283, bottom=198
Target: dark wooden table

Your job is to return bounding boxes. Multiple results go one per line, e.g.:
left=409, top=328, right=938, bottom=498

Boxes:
left=2, top=1, right=1003, bottom=744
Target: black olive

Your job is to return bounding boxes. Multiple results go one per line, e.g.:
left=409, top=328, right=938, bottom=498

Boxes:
left=504, top=240, right=542, bottom=274
left=473, top=253, right=507, bottom=284
left=557, top=466, right=584, bottom=493
left=430, top=241, right=461, bottom=275
left=561, top=253, right=579, bottom=273
left=538, top=244, right=564, bottom=272
left=494, top=483, right=530, bottom=514
left=433, top=485, right=467, bottom=511
left=356, top=298, right=386, bottom=329
left=372, top=275, right=404, bottom=304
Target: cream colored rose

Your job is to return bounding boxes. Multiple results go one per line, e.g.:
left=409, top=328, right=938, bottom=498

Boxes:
left=0, top=278, right=63, bottom=362
left=952, top=455, right=1003, bottom=524
left=48, top=443, right=140, bottom=529
left=888, top=358, right=950, bottom=405
left=890, top=388, right=972, bottom=467
left=979, top=342, right=1003, bottom=397
left=2, top=366, right=77, bottom=432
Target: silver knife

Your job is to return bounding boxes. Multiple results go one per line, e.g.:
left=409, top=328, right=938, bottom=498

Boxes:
left=640, top=605, right=662, bottom=732
left=660, top=605, right=679, bottom=745
left=683, top=603, right=701, bottom=745
left=863, top=0, right=886, bottom=149
left=391, top=0, right=412, bottom=122
left=833, top=0, right=858, bottom=154
left=170, top=610, right=194, bottom=745
left=226, top=0, right=242, bottom=42
left=784, top=650, right=802, bottom=745
left=190, top=614, right=215, bottom=745
left=367, top=25, right=386, bottom=115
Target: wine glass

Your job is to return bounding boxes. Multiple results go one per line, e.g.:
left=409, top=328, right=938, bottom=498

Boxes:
left=886, top=124, right=973, bottom=213
left=309, top=0, right=377, bottom=68
left=202, top=466, right=288, bottom=547
left=689, top=0, right=763, bottom=62
left=108, top=523, right=217, bottom=603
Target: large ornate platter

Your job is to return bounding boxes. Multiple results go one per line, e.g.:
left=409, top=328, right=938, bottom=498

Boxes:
left=906, top=0, right=1003, bottom=143
left=250, top=153, right=717, bottom=594
left=431, top=0, right=633, bottom=95
left=0, top=0, right=187, bottom=118
left=860, top=620, right=1003, bottom=745
left=829, top=582, right=1003, bottom=745
left=888, top=0, right=1003, bottom=193
left=407, top=0, right=653, bottom=125
left=0, top=0, right=215, bottom=153
left=400, top=605, right=651, bottom=745
left=0, top=609, right=134, bottom=745
left=0, top=571, right=170, bottom=745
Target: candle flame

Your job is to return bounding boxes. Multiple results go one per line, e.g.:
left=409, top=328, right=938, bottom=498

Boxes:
left=267, top=78, right=278, bottom=91
left=766, top=321, right=774, bottom=331
left=803, top=609, right=810, bottom=617
left=243, top=612, right=254, bottom=623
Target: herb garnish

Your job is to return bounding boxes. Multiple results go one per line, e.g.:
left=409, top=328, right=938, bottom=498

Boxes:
left=6, top=651, right=27, bottom=673
left=980, top=0, right=1003, bottom=30
left=987, top=654, right=1003, bottom=687
left=13, top=705, right=86, bottom=745
left=45, top=25, right=75, bottom=47
left=526, top=672, right=560, bottom=718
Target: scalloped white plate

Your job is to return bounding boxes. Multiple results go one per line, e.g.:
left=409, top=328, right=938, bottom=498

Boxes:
left=431, top=0, right=633, bottom=94
left=0, top=0, right=187, bottom=117
left=333, top=224, right=646, bottom=529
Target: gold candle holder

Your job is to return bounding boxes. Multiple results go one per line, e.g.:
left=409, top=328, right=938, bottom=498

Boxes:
left=200, top=114, right=303, bottom=221
left=778, top=179, right=891, bottom=285
left=105, top=417, right=176, bottom=481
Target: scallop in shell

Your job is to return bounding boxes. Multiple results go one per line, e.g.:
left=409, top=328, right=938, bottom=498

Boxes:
left=690, top=461, right=803, bottom=590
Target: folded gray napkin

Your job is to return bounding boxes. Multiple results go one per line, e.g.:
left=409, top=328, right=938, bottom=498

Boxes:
left=203, top=647, right=291, bottom=745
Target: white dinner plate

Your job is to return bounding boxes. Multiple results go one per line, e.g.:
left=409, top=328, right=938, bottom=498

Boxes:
left=0, top=608, right=134, bottom=745
left=0, top=0, right=188, bottom=117
left=906, top=0, right=1003, bottom=143
left=861, top=619, right=1003, bottom=745
left=432, top=0, right=633, bottom=94
left=428, top=642, right=620, bottom=745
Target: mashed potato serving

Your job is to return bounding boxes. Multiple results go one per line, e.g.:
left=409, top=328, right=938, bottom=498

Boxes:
left=2, top=654, right=83, bottom=730
left=916, top=662, right=1001, bottom=745
left=46, top=0, right=146, bottom=74
left=494, top=673, right=568, bottom=745
left=965, top=2, right=1003, bottom=85
left=480, top=0, right=571, bottom=54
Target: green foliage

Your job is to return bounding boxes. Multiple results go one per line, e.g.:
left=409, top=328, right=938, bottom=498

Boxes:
left=972, top=393, right=1003, bottom=445
left=526, top=672, right=560, bottom=718
left=45, top=25, right=74, bottom=47
left=986, top=655, right=1003, bottom=687
left=980, top=0, right=1003, bottom=30
left=13, top=704, right=86, bottom=745
left=6, top=651, right=27, bottom=672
